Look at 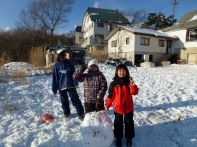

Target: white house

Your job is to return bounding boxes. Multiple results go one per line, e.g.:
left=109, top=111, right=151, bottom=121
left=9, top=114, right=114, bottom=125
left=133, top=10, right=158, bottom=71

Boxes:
left=163, top=10, right=197, bottom=64
left=75, top=26, right=83, bottom=46
left=80, top=7, right=129, bottom=59
left=106, top=25, right=177, bottom=65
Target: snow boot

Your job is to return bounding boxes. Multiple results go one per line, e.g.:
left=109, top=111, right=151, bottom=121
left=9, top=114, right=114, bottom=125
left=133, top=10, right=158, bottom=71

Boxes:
left=116, top=139, right=122, bottom=147
left=126, top=139, right=132, bottom=147
left=64, top=113, right=70, bottom=118
left=78, top=114, right=84, bottom=120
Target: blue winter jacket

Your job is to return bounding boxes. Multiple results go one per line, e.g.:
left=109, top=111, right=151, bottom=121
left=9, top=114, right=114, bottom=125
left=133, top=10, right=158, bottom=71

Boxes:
left=52, top=59, right=76, bottom=94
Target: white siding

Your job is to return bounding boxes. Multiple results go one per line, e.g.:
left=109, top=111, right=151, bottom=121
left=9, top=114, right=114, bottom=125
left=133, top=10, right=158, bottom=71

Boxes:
left=108, top=29, right=135, bottom=54
left=83, top=15, right=94, bottom=39
left=94, top=22, right=108, bottom=36
left=134, top=35, right=167, bottom=53
left=166, top=29, right=197, bottom=49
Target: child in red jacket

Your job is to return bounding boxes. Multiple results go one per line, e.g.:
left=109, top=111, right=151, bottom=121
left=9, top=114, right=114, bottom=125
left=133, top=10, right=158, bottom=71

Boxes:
left=105, top=64, right=138, bottom=147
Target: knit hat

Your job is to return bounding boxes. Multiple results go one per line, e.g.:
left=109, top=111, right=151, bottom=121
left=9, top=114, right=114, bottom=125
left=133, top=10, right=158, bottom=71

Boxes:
left=56, top=48, right=66, bottom=54
left=88, top=59, right=98, bottom=67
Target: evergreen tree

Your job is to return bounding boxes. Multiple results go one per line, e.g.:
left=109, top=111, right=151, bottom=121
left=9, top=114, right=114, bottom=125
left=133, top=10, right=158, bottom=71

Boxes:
left=146, top=12, right=176, bottom=30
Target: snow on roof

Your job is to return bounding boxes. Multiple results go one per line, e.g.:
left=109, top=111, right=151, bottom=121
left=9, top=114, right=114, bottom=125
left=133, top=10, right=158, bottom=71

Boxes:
left=89, top=13, right=99, bottom=16
left=189, top=15, right=197, bottom=21
left=118, top=25, right=178, bottom=39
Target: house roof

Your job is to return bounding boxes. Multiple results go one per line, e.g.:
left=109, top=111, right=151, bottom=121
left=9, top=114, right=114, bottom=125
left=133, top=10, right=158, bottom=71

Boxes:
left=106, top=25, right=177, bottom=40
left=86, top=7, right=130, bottom=24
left=162, top=10, right=197, bottom=32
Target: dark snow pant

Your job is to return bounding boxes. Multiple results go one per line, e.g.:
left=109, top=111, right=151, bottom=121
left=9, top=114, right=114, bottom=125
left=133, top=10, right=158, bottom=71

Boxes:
left=59, top=88, right=84, bottom=116
left=84, top=102, right=105, bottom=113
left=114, top=112, right=135, bottom=139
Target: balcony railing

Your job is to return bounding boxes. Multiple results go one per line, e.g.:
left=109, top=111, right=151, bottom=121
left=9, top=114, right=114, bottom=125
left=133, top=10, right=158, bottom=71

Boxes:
left=81, top=37, right=107, bottom=47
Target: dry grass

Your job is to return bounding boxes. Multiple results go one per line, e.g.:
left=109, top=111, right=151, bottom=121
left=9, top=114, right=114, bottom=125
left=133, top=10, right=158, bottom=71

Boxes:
left=86, top=52, right=108, bottom=60
left=29, top=47, right=47, bottom=66
left=0, top=54, right=11, bottom=67
left=34, top=65, right=53, bottom=75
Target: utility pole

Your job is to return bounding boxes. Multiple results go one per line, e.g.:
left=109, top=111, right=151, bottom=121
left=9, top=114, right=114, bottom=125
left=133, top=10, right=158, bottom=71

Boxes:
left=172, top=0, right=180, bottom=21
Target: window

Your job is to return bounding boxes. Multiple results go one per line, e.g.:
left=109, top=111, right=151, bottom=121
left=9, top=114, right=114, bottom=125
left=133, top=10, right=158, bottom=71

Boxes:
left=108, top=24, right=113, bottom=31
left=95, top=34, right=104, bottom=41
left=126, top=37, right=130, bottom=45
left=111, top=40, right=117, bottom=47
left=97, top=22, right=104, bottom=27
left=140, top=37, right=150, bottom=46
left=158, top=39, right=165, bottom=47
left=186, top=29, right=197, bottom=42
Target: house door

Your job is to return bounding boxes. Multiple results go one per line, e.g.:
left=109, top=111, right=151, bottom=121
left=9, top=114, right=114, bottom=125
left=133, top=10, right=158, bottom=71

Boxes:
left=135, top=54, right=144, bottom=66
left=188, top=54, right=196, bottom=64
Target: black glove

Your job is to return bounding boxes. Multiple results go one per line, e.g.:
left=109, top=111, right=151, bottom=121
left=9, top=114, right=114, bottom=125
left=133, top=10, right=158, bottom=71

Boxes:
left=80, top=64, right=87, bottom=72
left=96, top=100, right=105, bottom=111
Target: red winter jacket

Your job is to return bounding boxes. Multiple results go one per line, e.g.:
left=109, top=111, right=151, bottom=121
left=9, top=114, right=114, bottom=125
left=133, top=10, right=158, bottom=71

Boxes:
left=105, top=79, right=138, bottom=114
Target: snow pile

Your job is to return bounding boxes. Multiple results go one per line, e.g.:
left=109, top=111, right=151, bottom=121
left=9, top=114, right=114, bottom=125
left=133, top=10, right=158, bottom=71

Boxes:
left=2, top=62, right=34, bottom=74
left=80, top=111, right=114, bottom=147
left=140, top=62, right=155, bottom=68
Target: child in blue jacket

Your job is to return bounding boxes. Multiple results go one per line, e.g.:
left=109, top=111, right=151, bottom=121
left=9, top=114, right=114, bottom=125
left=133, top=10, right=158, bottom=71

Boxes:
left=52, top=48, right=84, bottom=118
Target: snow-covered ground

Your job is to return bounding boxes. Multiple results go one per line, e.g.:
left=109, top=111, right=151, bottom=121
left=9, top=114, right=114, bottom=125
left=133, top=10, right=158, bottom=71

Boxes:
left=0, top=63, right=197, bottom=147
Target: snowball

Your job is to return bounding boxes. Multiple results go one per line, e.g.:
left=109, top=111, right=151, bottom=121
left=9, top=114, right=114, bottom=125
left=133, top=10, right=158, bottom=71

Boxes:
left=80, top=111, right=114, bottom=147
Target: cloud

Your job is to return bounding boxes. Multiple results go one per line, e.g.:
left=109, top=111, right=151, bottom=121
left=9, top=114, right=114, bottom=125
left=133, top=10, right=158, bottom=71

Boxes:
left=94, top=2, right=101, bottom=8
left=4, top=26, right=11, bottom=31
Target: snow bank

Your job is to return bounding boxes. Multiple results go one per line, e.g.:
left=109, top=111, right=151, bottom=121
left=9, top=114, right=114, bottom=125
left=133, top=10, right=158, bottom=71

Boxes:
left=80, top=111, right=114, bottom=147
left=2, top=62, right=34, bottom=74
left=1, top=64, right=197, bottom=147
left=140, top=62, right=155, bottom=68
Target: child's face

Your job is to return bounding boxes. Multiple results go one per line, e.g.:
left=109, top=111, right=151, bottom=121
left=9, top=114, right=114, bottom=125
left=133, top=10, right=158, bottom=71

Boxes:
left=89, top=65, right=98, bottom=71
left=63, top=52, right=69, bottom=59
left=117, top=68, right=127, bottom=77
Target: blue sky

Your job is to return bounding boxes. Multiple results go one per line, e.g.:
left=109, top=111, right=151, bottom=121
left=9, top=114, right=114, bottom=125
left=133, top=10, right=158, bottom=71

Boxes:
left=0, top=0, right=197, bottom=33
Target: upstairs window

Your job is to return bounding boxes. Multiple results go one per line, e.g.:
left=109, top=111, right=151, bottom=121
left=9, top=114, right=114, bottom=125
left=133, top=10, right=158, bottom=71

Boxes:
left=97, top=22, right=104, bottom=27
left=186, top=29, right=197, bottom=42
left=126, top=37, right=130, bottom=45
left=108, top=24, right=113, bottom=31
left=111, top=40, right=117, bottom=47
left=140, top=37, right=150, bottom=46
left=158, top=39, right=165, bottom=47
left=95, top=34, right=104, bottom=41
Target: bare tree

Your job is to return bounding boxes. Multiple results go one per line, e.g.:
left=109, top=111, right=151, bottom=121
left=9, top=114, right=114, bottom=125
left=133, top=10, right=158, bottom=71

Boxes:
left=15, top=0, right=74, bottom=64
left=17, top=9, right=41, bottom=46
left=123, top=9, right=146, bottom=25
left=29, top=0, right=74, bottom=43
